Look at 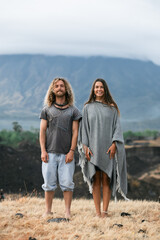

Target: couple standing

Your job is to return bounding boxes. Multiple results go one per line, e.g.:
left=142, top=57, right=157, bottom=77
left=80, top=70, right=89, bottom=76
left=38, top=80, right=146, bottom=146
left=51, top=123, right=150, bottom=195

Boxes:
left=39, top=77, right=127, bottom=219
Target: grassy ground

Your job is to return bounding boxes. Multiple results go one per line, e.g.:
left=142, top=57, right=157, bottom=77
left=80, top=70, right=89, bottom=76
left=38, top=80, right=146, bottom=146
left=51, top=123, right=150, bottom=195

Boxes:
left=0, top=196, right=160, bottom=240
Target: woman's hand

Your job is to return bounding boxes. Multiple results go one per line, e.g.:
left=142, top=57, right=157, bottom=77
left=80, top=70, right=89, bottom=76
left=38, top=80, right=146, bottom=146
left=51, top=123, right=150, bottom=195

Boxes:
left=83, top=145, right=93, bottom=161
left=107, top=142, right=116, bottom=159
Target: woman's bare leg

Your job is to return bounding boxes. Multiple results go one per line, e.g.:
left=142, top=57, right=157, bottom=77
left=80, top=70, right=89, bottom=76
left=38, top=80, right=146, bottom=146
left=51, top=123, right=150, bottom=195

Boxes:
left=92, top=171, right=101, bottom=217
left=101, top=172, right=111, bottom=217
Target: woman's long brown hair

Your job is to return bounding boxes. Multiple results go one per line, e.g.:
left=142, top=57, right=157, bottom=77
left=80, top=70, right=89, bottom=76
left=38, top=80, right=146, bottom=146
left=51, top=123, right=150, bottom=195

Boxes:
left=85, top=78, right=120, bottom=114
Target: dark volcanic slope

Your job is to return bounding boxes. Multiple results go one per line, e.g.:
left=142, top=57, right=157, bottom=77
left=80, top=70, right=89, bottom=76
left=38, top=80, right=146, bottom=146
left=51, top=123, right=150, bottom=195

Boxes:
left=0, top=144, right=159, bottom=200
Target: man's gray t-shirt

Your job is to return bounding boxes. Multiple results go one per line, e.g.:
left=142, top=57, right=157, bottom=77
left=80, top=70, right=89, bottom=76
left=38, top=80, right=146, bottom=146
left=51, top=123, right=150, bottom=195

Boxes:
left=40, top=105, right=82, bottom=154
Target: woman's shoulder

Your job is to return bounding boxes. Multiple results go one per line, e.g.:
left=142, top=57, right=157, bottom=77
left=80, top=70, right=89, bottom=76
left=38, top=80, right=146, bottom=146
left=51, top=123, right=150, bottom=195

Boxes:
left=110, top=103, right=114, bottom=107
left=83, top=102, right=95, bottom=110
left=107, top=103, right=117, bottom=110
left=110, top=104, right=117, bottom=112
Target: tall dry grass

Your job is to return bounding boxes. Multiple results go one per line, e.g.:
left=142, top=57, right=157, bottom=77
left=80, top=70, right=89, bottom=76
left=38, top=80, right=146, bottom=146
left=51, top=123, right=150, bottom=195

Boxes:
left=0, top=196, right=160, bottom=240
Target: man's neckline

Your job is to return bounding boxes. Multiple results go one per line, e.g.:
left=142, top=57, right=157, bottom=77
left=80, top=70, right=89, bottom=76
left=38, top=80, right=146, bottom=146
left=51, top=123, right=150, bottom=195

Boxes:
left=54, top=104, right=69, bottom=110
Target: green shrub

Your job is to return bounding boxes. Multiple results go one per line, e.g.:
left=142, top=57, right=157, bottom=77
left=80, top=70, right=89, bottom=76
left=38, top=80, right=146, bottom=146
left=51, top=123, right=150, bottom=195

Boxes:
left=0, top=122, right=39, bottom=147
left=123, top=130, right=159, bottom=140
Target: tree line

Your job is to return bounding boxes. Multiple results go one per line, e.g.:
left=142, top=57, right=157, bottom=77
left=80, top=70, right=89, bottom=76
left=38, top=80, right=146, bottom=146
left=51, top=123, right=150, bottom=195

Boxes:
left=0, top=122, right=159, bottom=148
left=0, top=122, right=39, bottom=147
left=123, top=130, right=159, bottom=140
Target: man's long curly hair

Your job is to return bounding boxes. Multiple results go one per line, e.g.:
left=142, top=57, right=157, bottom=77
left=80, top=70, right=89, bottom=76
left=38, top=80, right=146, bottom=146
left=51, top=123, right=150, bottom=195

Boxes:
left=44, top=77, right=74, bottom=107
left=85, top=78, right=120, bottom=114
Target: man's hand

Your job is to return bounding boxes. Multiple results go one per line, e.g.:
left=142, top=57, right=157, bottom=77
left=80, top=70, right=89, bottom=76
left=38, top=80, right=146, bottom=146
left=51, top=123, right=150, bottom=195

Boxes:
left=41, top=151, right=49, bottom=163
left=107, top=142, right=116, bottom=159
left=65, top=150, right=74, bottom=163
left=39, top=119, right=48, bottom=163
left=83, top=145, right=93, bottom=161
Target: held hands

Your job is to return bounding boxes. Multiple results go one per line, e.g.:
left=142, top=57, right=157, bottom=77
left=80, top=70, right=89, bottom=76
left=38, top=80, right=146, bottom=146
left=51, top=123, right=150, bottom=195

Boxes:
left=41, top=151, right=49, bottom=163
left=83, top=145, right=93, bottom=161
left=65, top=150, right=74, bottom=163
left=107, top=142, right=116, bottom=159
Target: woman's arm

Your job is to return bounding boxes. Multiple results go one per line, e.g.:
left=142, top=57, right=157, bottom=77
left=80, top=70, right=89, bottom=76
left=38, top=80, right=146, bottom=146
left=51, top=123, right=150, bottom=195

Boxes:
left=83, top=145, right=93, bottom=161
left=107, top=141, right=116, bottom=159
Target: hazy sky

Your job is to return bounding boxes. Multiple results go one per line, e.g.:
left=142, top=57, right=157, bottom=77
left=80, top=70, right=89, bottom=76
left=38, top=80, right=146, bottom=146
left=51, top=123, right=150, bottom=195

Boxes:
left=1, top=0, right=160, bottom=64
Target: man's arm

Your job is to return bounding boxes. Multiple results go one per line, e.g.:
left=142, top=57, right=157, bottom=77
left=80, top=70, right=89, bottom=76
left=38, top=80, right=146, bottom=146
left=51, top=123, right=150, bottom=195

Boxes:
left=39, top=119, right=49, bottom=163
left=65, top=120, right=79, bottom=163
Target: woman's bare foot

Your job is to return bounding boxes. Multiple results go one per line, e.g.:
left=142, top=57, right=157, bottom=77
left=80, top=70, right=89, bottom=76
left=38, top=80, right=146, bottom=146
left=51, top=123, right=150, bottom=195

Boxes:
left=101, top=211, right=109, bottom=218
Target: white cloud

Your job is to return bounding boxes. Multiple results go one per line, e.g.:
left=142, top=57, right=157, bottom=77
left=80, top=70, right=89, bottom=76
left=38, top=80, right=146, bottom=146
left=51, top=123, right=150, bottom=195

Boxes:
left=0, top=0, right=160, bottom=64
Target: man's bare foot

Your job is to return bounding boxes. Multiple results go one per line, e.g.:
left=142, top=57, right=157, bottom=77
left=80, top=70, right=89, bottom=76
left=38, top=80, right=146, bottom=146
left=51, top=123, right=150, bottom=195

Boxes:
left=42, top=212, right=53, bottom=218
left=96, top=212, right=101, bottom=218
left=65, top=212, right=71, bottom=219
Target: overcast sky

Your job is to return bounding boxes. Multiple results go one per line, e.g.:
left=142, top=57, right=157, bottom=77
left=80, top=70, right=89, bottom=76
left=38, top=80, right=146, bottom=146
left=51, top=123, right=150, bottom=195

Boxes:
left=0, top=0, right=160, bottom=64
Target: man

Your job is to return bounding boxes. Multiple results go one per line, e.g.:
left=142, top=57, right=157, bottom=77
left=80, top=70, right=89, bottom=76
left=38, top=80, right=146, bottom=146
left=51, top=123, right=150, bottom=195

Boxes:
left=39, top=77, right=81, bottom=218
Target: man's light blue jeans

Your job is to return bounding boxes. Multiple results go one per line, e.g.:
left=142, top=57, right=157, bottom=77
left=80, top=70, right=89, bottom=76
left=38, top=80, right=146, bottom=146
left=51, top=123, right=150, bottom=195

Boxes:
left=42, top=153, right=75, bottom=192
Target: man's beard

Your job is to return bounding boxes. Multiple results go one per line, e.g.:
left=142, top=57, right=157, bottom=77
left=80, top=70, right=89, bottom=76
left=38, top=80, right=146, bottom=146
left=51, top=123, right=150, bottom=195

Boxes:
left=54, top=91, right=66, bottom=98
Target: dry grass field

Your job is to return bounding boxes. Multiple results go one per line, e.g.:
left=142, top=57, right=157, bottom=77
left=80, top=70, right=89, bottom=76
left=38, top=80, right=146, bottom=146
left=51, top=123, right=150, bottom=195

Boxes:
left=0, top=196, right=160, bottom=240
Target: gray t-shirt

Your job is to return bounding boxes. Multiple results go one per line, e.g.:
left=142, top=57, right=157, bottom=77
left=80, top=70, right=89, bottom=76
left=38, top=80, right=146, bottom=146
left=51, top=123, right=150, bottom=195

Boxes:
left=40, top=104, right=82, bottom=154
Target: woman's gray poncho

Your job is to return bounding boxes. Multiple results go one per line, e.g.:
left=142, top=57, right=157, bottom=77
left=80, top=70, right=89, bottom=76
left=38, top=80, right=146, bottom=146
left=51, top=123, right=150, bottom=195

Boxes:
left=78, top=102, right=128, bottom=199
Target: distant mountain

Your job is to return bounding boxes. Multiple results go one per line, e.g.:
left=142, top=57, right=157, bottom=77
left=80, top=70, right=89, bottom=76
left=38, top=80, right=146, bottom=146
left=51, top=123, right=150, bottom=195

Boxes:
left=0, top=54, right=160, bottom=130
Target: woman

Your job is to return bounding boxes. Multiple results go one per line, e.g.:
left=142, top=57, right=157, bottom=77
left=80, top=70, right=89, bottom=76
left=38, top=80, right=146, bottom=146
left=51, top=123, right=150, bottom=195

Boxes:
left=78, top=78, right=128, bottom=218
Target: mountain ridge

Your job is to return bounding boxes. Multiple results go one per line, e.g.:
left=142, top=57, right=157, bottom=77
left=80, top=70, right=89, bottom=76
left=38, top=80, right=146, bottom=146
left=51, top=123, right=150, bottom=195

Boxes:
left=0, top=54, right=160, bottom=130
